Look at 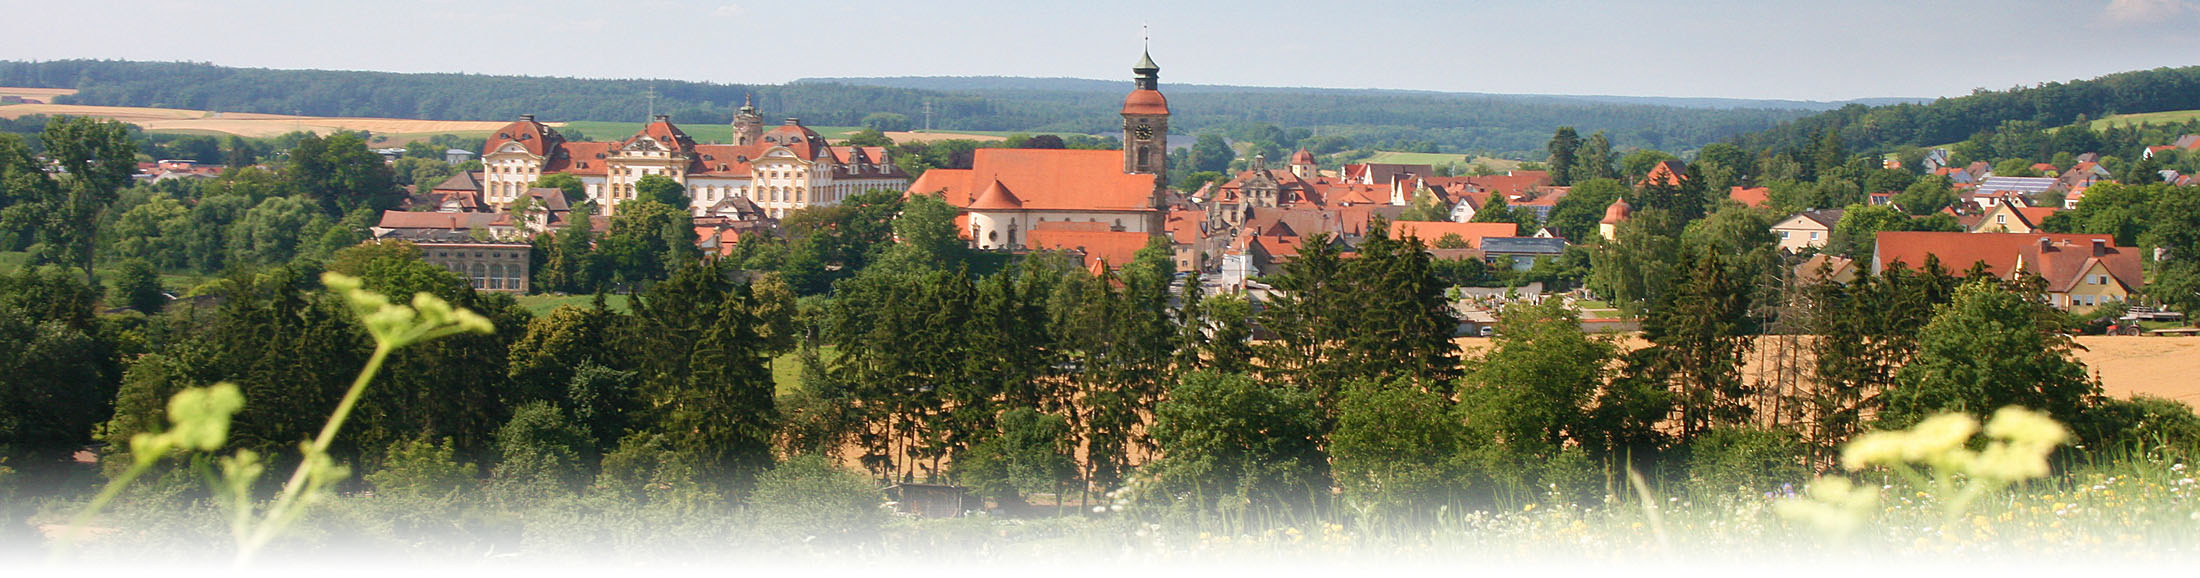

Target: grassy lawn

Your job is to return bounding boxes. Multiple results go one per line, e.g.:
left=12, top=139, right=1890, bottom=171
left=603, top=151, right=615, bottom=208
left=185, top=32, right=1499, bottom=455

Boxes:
left=2091, top=109, right=2200, bottom=130
left=512, top=293, right=632, bottom=317
left=1364, top=151, right=1525, bottom=171
left=0, top=251, right=213, bottom=298
left=770, top=345, right=838, bottom=399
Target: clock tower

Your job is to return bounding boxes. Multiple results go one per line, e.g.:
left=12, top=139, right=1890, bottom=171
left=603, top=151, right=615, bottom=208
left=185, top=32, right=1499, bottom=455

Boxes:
left=1121, top=50, right=1170, bottom=188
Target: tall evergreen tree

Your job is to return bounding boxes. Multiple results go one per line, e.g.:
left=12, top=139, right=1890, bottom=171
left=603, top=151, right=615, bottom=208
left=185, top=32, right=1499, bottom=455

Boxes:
left=1547, top=127, right=1582, bottom=186
left=1629, top=248, right=1754, bottom=440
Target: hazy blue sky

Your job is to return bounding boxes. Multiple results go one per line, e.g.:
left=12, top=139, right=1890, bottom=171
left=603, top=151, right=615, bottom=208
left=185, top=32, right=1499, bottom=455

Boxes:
left=8, top=0, right=2199, bottom=101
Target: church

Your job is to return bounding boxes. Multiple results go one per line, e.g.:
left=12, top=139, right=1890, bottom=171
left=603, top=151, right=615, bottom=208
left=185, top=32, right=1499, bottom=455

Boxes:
left=907, top=51, right=1173, bottom=270
left=477, top=102, right=909, bottom=217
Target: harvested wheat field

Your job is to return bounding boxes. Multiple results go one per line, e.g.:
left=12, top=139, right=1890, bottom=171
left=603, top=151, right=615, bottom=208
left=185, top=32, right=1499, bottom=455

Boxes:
left=0, top=87, right=77, bottom=103
left=0, top=102, right=510, bottom=139
left=1456, top=333, right=2200, bottom=409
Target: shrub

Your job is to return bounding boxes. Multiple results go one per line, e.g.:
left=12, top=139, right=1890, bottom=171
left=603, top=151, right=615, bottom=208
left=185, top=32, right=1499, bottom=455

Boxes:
left=489, top=401, right=595, bottom=506
left=1685, top=427, right=1811, bottom=495
left=1144, top=371, right=1329, bottom=514
left=109, top=258, right=166, bottom=313
left=1332, top=379, right=1465, bottom=521
left=746, top=455, right=883, bottom=545
left=365, top=436, right=476, bottom=500
left=954, top=408, right=1076, bottom=510
left=595, top=432, right=719, bottom=508
left=2074, top=395, right=2200, bottom=455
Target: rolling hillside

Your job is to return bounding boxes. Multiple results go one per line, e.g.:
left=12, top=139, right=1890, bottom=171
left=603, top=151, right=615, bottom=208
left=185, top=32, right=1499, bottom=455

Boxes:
left=0, top=60, right=1823, bottom=155
left=1737, top=65, right=2200, bottom=153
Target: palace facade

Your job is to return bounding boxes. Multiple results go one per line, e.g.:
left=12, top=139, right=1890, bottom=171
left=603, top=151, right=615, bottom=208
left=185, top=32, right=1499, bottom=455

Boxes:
left=479, top=103, right=909, bottom=217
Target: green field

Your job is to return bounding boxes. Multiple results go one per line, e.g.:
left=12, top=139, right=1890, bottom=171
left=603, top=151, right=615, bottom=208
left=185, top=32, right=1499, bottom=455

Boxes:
left=2091, top=109, right=2200, bottom=130
left=770, top=345, right=839, bottom=398
left=0, top=251, right=213, bottom=300
left=557, top=121, right=860, bottom=144
left=1364, top=151, right=1526, bottom=171
left=512, top=293, right=632, bottom=317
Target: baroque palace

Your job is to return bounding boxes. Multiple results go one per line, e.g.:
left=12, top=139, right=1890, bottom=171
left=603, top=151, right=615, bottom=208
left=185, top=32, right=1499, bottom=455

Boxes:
left=478, top=102, right=909, bottom=217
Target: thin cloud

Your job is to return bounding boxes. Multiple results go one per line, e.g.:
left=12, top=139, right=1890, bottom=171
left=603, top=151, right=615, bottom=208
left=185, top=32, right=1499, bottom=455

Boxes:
left=2100, top=0, right=2192, bottom=26
left=713, top=4, right=746, bottom=17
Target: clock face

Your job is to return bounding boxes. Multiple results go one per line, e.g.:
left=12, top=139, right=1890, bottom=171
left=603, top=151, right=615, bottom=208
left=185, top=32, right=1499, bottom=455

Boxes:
left=1134, top=125, right=1154, bottom=140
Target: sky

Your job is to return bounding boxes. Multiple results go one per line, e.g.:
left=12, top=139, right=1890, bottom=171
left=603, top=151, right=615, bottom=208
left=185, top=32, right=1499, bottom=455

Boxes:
left=7, top=0, right=2199, bottom=101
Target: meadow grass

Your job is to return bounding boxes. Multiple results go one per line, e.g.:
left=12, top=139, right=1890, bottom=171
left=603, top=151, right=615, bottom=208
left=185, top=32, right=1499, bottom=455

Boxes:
left=2092, top=109, right=2200, bottom=130
left=1364, top=151, right=1525, bottom=171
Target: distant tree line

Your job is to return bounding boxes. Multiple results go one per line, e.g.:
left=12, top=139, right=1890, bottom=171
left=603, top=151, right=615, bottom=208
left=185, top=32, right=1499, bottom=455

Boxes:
left=1739, top=65, right=2200, bottom=154
left=0, top=60, right=1814, bottom=155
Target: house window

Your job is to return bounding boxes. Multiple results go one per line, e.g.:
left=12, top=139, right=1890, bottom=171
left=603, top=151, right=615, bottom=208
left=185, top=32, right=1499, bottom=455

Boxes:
left=1779, top=231, right=1789, bottom=240
left=1809, top=232, right=1819, bottom=240
left=2093, top=275, right=2108, bottom=285
left=1995, top=215, right=2007, bottom=224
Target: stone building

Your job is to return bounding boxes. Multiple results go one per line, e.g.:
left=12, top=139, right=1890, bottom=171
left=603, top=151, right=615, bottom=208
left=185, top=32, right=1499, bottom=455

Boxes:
left=417, top=241, right=534, bottom=293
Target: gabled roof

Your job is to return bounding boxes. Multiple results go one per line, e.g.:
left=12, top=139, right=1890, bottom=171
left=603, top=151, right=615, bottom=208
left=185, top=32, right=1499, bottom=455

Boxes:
left=1642, top=161, right=1686, bottom=187
left=1728, top=186, right=1771, bottom=209
left=1027, top=229, right=1157, bottom=272
left=1975, top=176, right=2057, bottom=194
left=1871, top=232, right=2140, bottom=294
left=431, top=171, right=482, bottom=193
left=1389, top=221, right=1518, bottom=249
left=912, top=149, right=1158, bottom=212
left=1781, top=209, right=1845, bottom=229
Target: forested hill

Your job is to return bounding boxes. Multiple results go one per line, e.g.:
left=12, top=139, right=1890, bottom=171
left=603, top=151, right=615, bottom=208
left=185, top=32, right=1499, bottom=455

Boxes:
left=1737, top=66, right=2200, bottom=154
left=809, top=76, right=1923, bottom=111
left=3, top=59, right=1812, bottom=154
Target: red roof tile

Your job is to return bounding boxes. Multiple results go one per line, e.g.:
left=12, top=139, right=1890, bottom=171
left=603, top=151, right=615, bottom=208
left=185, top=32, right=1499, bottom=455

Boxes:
left=911, top=149, right=1158, bottom=212
left=1027, top=229, right=1157, bottom=272
left=1121, top=89, right=1170, bottom=115
left=1872, top=231, right=2141, bottom=292
left=1389, top=221, right=1518, bottom=248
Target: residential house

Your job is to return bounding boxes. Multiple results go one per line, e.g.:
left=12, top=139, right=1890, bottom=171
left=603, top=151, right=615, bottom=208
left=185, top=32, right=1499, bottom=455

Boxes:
left=1872, top=231, right=2142, bottom=313
left=1388, top=221, right=1519, bottom=249
left=1971, top=204, right=2060, bottom=234
left=1479, top=237, right=1567, bottom=270
left=1771, top=209, right=1844, bottom=252
left=1728, top=186, right=1771, bottom=209
left=1642, top=160, right=1686, bottom=188
left=1795, top=254, right=1858, bottom=285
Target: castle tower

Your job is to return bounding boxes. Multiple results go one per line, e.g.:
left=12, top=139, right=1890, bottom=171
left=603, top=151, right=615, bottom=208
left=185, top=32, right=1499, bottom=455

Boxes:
left=1121, top=50, right=1169, bottom=188
left=733, top=94, right=763, bottom=146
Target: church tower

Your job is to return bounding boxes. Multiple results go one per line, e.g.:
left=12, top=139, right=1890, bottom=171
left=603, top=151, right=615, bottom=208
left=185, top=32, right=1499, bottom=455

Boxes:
left=733, top=94, right=763, bottom=146
left=1121, top=50, right=1170, bottom=188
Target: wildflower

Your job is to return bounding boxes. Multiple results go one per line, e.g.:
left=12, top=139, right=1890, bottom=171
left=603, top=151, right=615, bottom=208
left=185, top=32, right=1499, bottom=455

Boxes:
left=1982, top=406, right=2068, bottom=447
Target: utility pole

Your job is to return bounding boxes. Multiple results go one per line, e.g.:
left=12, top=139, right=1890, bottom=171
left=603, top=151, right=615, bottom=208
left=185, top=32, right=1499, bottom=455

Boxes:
left=646, top=84, right=656, bottom=120
left=923, top=100, right=933, bottom=132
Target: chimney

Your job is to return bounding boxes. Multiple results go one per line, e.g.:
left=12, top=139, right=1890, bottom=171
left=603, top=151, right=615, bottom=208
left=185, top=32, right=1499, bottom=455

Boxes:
left=2092, top=238, right=2108, bottom=257
left=784, top=118, right=800, bottom=126
left=519, top=114, right=535, bottom=122
left=654, top=114, right=669, bottom=123
left=2038, top=237, right=2053, bottom=252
